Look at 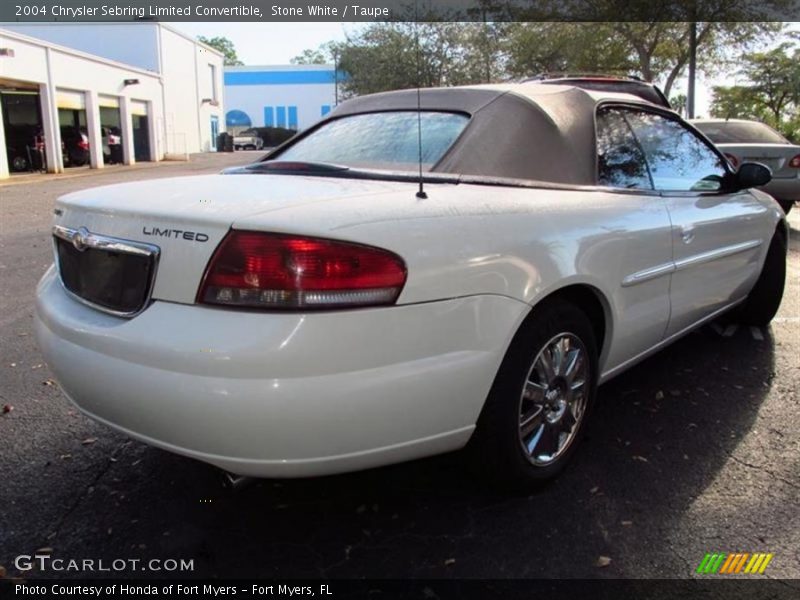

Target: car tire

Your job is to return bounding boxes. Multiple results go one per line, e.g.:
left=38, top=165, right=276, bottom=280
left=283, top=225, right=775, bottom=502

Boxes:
left=468, top=300, right=598, bottom=488
left=735, top=230, right=787, bottom=326
left=11, top=155, right=29, bottom=172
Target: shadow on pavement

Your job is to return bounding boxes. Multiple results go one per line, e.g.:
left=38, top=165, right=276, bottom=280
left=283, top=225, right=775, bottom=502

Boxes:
left=11, top=322, right=775, bottom=580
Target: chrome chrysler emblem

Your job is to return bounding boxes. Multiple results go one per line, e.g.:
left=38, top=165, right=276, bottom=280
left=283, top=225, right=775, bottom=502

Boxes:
left=72, top=227, right=91, bottom=252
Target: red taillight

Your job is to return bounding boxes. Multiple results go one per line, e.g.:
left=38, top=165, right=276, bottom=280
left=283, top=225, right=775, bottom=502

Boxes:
left=198, top=231, right=407, bottom=309
left=789, top=154, right=800, bottom=169
left=724, top=153, right=740, bottom=169
left=78, top=136, right=89, bottom=150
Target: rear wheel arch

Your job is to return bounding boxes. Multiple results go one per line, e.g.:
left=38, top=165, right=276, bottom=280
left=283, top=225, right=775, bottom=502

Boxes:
left=527, top=284, right=611, bottom=364
left=469, top=286, right=607, bottom=485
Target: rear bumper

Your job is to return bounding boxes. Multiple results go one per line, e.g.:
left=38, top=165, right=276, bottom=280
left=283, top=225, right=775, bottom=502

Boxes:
left=35, top=267, right=528, bottom=477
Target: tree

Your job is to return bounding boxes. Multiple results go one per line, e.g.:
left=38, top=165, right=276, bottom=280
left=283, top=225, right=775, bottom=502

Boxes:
left=710, top=86, right=763, bottom=121
left=610, top=22, right=782, bottom=98
left=670, top=93, right=687, bottom=117
left=739, top=44, right=800, bottom=123
left=291, top=42, right=342, bottom=66
left=503, top=22, right=783, bottom=98
left=198, top=36, right=244, bottom=66
left=710, top=42, right=800, bottom=142
left=335, top=22, right=496, bottom=97
left=503, top=23, right=635, bottom=79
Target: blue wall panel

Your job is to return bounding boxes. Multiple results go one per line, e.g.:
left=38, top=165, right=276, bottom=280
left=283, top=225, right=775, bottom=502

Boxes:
left=226, top=70, right=336, bottom=86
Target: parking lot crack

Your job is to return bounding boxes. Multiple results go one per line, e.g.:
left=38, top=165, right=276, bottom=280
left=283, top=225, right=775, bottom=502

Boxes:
left=46, top=442, right=127, bottom=541
left=727, top=455, right=799, bottom=491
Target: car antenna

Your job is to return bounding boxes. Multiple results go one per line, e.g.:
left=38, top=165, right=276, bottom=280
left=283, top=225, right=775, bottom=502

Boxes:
left=414, top=2, right=427, bottom=199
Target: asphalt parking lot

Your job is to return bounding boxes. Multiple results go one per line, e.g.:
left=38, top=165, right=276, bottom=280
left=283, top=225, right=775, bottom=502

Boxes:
left=0, top=153, right=798, bottom=581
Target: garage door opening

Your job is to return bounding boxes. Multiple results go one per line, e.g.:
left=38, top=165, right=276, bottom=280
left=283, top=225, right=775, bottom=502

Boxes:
left=131, top=100, right=151, bottom=162
left=1, top=88, right=45, bottom=174
left=57, top=90, right=89, bottom=169
left=99, top=96, right=123, bottom=166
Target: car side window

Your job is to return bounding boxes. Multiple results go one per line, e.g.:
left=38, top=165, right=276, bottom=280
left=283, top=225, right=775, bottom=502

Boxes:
left=596, top=109, right=653, bottom=189
left=622, top=110, right=728, bottom=192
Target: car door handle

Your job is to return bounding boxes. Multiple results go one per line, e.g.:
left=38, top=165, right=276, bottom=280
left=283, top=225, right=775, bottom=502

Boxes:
left=680, top=226, right=695, bottom=244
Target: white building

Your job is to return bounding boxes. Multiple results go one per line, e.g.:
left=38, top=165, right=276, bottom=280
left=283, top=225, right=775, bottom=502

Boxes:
left=0, top=23, right=224, bottom=178
left=224, top=65, right=338, bottom=134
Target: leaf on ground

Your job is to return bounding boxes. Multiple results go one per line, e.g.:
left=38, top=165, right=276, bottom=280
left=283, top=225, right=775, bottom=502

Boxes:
left=444, top=558, right=456, bottom=566
left=81, top=438, right=97, bottom=445
left=43, top=379, right=56, bottom=386
left=590, top=486, right=599, bottom=494
left=596, top=556, right=612, bottom=567
left=0, top=565, right=6, bottom=578
left=2, top=404, right=12, bottom=414
left=36, top=547, right=53, bottom=554
left=632, top=455, right=648, bottom=462
left=655, top=391, right=664, bottom=400
left=621, top=521, right=633, bottom=526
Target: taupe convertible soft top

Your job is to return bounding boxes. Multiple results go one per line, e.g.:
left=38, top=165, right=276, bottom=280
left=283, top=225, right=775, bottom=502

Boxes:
left=323, top=83, right=660, bottom=186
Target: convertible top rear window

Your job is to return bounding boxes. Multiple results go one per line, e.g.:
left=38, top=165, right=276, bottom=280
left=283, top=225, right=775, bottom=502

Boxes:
left=275, top=111, right=469, bottom=171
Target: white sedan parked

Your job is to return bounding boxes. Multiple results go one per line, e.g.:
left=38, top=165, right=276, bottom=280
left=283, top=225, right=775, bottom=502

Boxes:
left=35, top=84, right=788, bottom=487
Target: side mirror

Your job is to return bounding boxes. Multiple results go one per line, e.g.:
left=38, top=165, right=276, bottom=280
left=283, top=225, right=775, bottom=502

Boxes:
left=735, top=162, right=772, bottom=190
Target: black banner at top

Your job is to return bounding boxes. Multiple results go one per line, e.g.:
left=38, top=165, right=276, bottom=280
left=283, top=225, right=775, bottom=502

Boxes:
left=1, top=0, right=799, bottom=23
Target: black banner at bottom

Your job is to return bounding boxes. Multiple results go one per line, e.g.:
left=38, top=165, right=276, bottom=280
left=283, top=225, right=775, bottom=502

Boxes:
left=2, top=579, right=799, bottom=600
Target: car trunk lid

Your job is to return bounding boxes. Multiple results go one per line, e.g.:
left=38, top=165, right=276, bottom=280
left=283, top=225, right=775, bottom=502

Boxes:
left=52, top=173, right=405, bottom=308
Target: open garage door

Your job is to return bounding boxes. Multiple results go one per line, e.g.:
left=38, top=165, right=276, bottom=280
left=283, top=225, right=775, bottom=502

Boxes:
left=99, top=95, right=123, bottom=165
left=1, top=87, right=45, bottom=174
left=57, top=89, right=89, bottom=168
left=130, top=100, right=151, bottom=162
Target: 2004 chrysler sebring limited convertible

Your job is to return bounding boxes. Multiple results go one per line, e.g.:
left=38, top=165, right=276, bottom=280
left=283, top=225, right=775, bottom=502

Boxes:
left=35, top=83, right=788, bottom=486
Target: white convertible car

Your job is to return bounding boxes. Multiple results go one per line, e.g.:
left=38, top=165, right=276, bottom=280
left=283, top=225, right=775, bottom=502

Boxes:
left=35, top=83, right=787, bottom=486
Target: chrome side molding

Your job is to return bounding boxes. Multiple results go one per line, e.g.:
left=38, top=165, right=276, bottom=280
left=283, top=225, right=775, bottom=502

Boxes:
left=622, top=239, right=763, bottom=288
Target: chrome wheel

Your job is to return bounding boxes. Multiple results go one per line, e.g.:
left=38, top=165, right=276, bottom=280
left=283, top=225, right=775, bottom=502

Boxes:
left=518, top=332, right=589, bottom=466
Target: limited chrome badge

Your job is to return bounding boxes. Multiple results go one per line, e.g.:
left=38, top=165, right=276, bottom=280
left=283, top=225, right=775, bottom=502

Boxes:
left=72, top=227, right=91, bottom=252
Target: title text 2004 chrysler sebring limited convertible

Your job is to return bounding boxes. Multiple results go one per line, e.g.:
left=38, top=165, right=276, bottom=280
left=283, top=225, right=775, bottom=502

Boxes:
left=35, top=84, right=787, bottom=486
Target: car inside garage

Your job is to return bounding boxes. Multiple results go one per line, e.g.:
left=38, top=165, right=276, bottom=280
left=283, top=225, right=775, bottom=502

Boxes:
left=99, top=95, right=123, bottom=165
left=57, top=89, right=90, bottom=168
